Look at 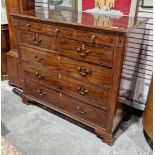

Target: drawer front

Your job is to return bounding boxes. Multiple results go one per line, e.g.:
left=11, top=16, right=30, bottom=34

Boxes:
left=60, top=38, right=113, bottom=67
left=16, top=20, right=43, bottom=31
left=43, top=24, right=74, bottom=39
left=75, top=30, right=115, bottom=45
left=24, top=80, right=107, bottom=129
left=21, top=46, right=59, bottom=74
left=17, top=30, right=57, bottom=51
left=24, top=79, right=61, bottom=107
left=23, top=64, right=109, bottom=110
left=60, top=75, right=109, bottom=110
left=23, top=63, right=61, bottom=92
left=60, top=57, right=112, bottom=87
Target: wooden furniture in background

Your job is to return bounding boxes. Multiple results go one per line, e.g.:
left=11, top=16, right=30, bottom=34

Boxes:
left=143, top=78, right=153, bottom=140
left=1, top=23, right=10, bottom=80
left=11, top=9, right=147, bottom=145
left=7, top=50, right=22, bottom=87
left=5, top=0, right=35, bottom=87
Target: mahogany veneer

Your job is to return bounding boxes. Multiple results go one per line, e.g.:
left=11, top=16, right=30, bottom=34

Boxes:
left=11, top=9, right=147, bottom=145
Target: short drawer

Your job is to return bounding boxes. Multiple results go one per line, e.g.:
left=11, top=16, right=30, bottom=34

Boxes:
left=24, top=80, right=107, bottom=129
left=43, top=24, right=74, bottom=39
left=60, top=56, right=112, bottom=87
left=59, top=38, right=113, bottom=67
left=23, top=64, right=109, bottom=110
left=21, top=46, right=60, bottom=74
left=75, top=30, right=116, bottom=46
left=17, top=30, right=57, bottom=51
left=16, top=20, right=43, bottom=31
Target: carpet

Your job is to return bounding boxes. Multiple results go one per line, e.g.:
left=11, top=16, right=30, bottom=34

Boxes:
left=1, top=81, right=153, bottom=155
left=2, top=137, right=23, bottom=155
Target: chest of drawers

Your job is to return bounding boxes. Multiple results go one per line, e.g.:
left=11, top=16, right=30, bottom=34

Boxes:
left=11, top=10, right=147, bottom=145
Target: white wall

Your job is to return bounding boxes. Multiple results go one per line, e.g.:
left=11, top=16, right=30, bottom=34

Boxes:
left=119, top=0, right=153, bottom=110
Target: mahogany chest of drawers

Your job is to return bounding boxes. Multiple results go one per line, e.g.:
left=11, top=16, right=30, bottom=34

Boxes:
left=11, top=9, right=147, bottom=145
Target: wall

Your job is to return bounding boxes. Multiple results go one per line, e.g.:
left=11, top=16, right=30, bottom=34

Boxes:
left=119, top=0, right=153, bottom=110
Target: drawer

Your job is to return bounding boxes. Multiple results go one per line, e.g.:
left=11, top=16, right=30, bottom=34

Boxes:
left=59, top=38, right=113, bottom=67
left=24, top=80, right=107, bottom=129
left=23, top=63, right=61, bottom=92
left=16, top=20, right=43, bottom=31
left=60, top=57, right=112, bottom=87
left=60, top=75, right=109, bottom=110
left=21, top=46, right=60, bottom=74
left=23, top=64, right=109, bottom=110
left=24, top=79, right=61, bottom=107
left=17, top=30, right=57, bottom=51
left=43, top=24, right=74, bottom=39
left=75, top=30, right=115, bottom=46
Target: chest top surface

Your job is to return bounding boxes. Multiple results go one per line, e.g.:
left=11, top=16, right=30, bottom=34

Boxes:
left=11, top=8, right=147, bottom=33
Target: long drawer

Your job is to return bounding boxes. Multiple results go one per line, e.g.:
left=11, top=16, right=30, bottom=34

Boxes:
left=23, top=64, right=109, bottom=110
left=21, top=46, right=112, bottom=87
left=17, top=30, right=57, bottom=51
left=24, top=79, right=107, bottom=129
left=59, top=38, right=114, bottom=67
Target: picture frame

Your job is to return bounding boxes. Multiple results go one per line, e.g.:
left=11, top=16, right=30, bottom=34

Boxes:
left=142, top=0, right=153, bottom=8
left=78, top=0, right=138, bottom=17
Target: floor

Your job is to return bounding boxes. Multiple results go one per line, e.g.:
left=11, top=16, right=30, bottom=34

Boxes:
left=1, top=81, right=153, bottom=155
left=2, top=136, right=23, bottom=155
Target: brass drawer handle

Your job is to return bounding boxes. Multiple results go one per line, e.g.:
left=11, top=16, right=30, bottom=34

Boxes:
left=33, top=39, right=42, bottom=46
left=91, top=34, right=96, bottom=43
left=77, top=86, right=88, bottom=96
left=77, top=66, right=91, bottom=77
left=55, top=29, right=60, bottom=35
left=32, top=34, right=42, bottom=46
left=76, top=106, right=88, bottom=115
left=26, top=23, right=31, bottom=30
left=37, top=89, right=46, bottom=96
left=76, top=44, right=90, bottom=58
left=34, top=55, right=44, bottom=62
left=35, top=72, right=45, bottom=79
